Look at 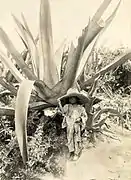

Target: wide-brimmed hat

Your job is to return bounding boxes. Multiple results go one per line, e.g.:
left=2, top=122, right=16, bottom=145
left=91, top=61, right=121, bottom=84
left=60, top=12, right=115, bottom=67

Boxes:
left=58, top=88, right=90, bottom=106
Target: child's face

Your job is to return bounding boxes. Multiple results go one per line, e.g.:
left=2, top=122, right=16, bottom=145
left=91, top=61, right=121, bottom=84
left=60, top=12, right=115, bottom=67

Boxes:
left=69, top=97, right=77, bottom=104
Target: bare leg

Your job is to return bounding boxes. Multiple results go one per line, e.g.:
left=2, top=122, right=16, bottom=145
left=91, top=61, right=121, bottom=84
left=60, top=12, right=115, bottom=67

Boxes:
left=67, top=123, right=75, bottom=153
left=74, top=122, right=82, bottom=159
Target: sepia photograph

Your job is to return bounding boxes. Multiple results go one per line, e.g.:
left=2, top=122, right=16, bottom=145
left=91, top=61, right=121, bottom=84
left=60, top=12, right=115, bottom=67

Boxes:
left=0, top=0, right=131, bottom=179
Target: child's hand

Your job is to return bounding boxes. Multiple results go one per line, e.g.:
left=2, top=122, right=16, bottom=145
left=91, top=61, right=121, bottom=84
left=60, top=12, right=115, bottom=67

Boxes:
left=55, top=107, right=61, bottom=113
left=76, top=117, right=81, bottom=122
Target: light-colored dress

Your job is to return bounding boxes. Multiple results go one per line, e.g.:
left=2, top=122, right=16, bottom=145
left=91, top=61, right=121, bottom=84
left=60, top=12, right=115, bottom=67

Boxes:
left=62, top=104, right=87, bottom=155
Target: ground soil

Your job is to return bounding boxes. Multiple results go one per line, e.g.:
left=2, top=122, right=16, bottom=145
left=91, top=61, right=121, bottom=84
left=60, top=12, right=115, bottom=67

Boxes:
left=39, top=122, right=131, bottom=180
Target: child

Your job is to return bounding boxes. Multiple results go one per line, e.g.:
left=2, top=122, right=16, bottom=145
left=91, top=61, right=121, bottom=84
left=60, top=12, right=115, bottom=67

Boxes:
left=58, top=89, right=89, bottom=161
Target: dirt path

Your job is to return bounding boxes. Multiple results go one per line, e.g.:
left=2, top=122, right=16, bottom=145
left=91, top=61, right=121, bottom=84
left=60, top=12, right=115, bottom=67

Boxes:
left=40, top=123, right=131, bottom=180
left=64, top=124, right=131, bottom=180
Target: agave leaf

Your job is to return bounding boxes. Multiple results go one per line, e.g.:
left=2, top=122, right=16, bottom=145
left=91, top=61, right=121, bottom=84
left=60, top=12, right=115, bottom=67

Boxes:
left=35, top=34, right=39, bottom=43
left=22, top=50, right=29, bottom=61
left=15, top=79, right=34, bottom=164
left=77, top=0, right=121, bottom=83
left=52, top=19, right=102, bottom=94
left=84, top=19, right=105, bottom=53
left=52, top=42, right=75, bottom=94
left=93, top=108, right=124, bottom=126
left=39, top=0, right=58, bottom=87
left=62, top=42, right=75, bottom=81
left=5, top=70, right=15, bottom=83
left=12, top=15, right=28, bottom=46
left=7, top=50, right=11, bottom=58
left=21, top=13, right=34, bottom=42
left=34, top=79, right=55, bottom=99
left=21, top=16, right=39, bottom=75
left=88, top=75, right=100, bottom=97
left=29, top=101, right=53, bottom=110
left=83, top=0, right=116, bottom=53
left=83, top=0, right=121, bottom=52
left=64, top=18, right=104, bottom=89
left=24, top=30, right=39, bottom=76
left=19, top=35, right=38, bottom=65
left=60, top=19, right=101, bottom=91
left=0, top=27, right=37, bottom=80
left=0, top=51, right=25, bottom=83
left=16, top=30, right=28, bottom=49
left=91, top=0, right=112, bottom=23
left=13, top=15, right=39, bottom=76
left=5, top=50, right=28, bottom=83
left=54, top=39, right=67, bottom=79
left=0, top=77, right=17, bottom=95
left=0, top=106, right=15, bottom=116
left=82, top=51, right=131, bottom=89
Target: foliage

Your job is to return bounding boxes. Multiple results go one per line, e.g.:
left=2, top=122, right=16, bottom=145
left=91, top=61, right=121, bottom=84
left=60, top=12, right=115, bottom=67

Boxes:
left=94, top=47, right=131, bottom=94
left=0, top=113, right=67, bottom=179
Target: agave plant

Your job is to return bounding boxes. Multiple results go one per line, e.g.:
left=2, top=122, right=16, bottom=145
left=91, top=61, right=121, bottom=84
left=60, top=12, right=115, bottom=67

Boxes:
left=0, top=0, right=130, bottom=164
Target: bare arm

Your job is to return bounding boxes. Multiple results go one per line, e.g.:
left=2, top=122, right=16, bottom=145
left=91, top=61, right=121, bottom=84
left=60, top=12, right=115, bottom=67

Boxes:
left=58, top=99, right=69, bottom=115
left=81, top=106, right=88, bottom=129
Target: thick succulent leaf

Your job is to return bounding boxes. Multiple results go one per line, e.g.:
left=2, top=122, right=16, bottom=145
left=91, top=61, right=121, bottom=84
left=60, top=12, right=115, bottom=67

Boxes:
left=44, top=0, right=111, bottom=93
left=0, top=77, right=17, bottom=96
left=35, top=34, right=39, bottom=42
left=83, top=0, right=115, bottom=53
left=91, top=0, right=112, bottom=23
left=54, top=39, right=67, bottom=79
left=0, top=28, right=37, bottom=80
left=21, top=13, right=34, bottom=42
left=39, top=0, right=58, bottom=87
left=24, top=30, right=39, bottom=77
left=16, top=30, right=28, bottom=49
left=82, top=51, right=131, bottom=89
left=60, top=20, right=104, bottom=91
left=77, top=0, right=121, bottom=83
left=29, top=101, right=53, bottom=110
left=5, top=50, right=28, bottom=83
left=21, top=14, right=39, bottom=76
left=93, top=108, right=124, bottom=127
left=13, top=15, right=39, bottom=76
left=15, top=79, right=34, bottom=164
left=54, top=42, right=76, bottom=94
left=83, top=0, right=121, bottom=52
left=34, top=79, right=55, bottom=99
left=12, top=15, right=28, bottom=46
left=52, top=20, right=101, bottom=94
left=0, top=51, right=25, bottom=83
left=0, top=106, right=15, bottom=116
left=83, top=19, right=105, bottom=54
left=63, top=42, right=75, bottom=80
left=51, top=0, right=120, bottom=95
left=21, top=50, right=29, bottom=61
left=93, top=0, right=121, bottom=57
left=61, top=19, right=101, bottom=91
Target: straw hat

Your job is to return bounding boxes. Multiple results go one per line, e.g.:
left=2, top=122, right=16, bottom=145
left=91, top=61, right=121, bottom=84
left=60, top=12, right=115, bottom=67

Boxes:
left=58, top=88, right=90, bottom=106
